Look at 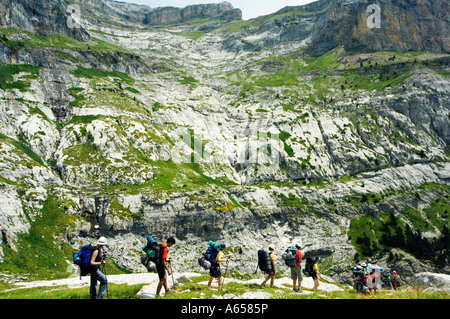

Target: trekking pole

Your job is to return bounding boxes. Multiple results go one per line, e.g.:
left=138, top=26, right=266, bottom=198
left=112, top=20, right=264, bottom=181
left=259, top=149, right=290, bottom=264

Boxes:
left=168, top=260, right=175, bottom=290
left=222, top=260, right=230, bottom=286
left=101, top=256, right=109, bottom=299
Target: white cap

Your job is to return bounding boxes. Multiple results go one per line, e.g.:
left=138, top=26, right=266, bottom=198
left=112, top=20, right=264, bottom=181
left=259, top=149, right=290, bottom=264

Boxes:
left=269, top=245, right=275, bottom=250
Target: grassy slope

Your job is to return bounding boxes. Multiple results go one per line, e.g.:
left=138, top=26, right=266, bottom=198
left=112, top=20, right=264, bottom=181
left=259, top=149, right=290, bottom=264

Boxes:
left=0, top=273, right=448, bottom=299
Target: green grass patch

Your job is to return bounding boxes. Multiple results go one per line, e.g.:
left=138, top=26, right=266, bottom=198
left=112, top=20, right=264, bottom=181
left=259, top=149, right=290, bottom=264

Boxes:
left=0, top=277, right=448, bottom=299
left=300, top=50, right=340, bottom=74
left=0, top=63, right=40, bottom=91
left=277, top=193, right=309, bottom=208
left=70, top=66, right=134, bottom=85
left=0, top=28, right=131, bottom=54
left=338, top=68, right=412, bottom=91
left=0, top=282, right=144, bottom=299
left=63, top=144, right=107, bottom=166
left=253, top=72, right=299, bottom=87
left=0, top=133, right=45, bottom=166
left=0, top=194, right=77, bottom=280
left=66, top=114, right=104, bottom=126
left=349, top=188, right=450, bottom=265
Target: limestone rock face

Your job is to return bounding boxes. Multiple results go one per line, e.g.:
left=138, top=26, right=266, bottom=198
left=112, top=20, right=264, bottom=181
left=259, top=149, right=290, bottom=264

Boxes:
left=0, top=0, right=90, bottom=41
left=143, top=2, right=242, bottom=25
left=262, top=0, right=450, bottom=56
left=411, top=272, right=450, bottom=292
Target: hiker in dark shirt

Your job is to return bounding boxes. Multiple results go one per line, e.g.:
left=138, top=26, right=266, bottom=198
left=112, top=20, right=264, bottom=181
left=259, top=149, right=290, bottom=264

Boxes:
left=89, top=237, right=108, bottom=299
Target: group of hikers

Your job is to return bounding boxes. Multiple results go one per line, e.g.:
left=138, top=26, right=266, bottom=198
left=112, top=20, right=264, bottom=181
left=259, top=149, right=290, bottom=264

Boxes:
left=75, top=236, right=402, bottom=299
left=352, top=262, right=402, bottom=294
left=74, top=236, right=403, bottom=299
left=257, top=244, right=324, bottom=293
left=74, top=236, right=328, bottom=299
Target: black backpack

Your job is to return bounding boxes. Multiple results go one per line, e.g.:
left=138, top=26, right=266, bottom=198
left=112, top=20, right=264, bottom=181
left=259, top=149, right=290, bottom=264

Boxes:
left=304, top=257, right=314, bottom=274
left=142, top=236, right=165, bottom=265
left=257, top=250, right=273, bottom=272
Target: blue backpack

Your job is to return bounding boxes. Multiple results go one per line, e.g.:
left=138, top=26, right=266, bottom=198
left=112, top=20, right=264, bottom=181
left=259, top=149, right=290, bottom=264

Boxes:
left=205, top=246, right=220, bottom=267
left=198, top=241, right=221, bottom=270
left=73, top=244, right=97, bottom=277
left=146, top=236, right=158, bottom=248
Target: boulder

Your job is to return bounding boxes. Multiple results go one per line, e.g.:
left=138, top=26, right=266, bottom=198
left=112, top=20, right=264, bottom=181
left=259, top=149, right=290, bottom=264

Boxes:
left=410, top=272, right=450, bottom=292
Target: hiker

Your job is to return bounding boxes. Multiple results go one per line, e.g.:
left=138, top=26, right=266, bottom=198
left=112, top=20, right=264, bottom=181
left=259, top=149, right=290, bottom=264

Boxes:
left=261, top=245, right=276, bottom=288
left=312, top=257, right=324, bottom=292
left=383, top=272, right=392, bottom=289
left=207, top=243, right=231, bottom=291
left=89, top=237, right=108, bottom=299
left=155, top=237, right=176, bottom=297
left=291, top=244, right=303, bottom=292
left=368, top=268, right=380, bottom=295
left=353, top=265, right=367, bottom=293
left=360, top=262, right=369, bottom=274
left=392, top=271, right=402, bottom=290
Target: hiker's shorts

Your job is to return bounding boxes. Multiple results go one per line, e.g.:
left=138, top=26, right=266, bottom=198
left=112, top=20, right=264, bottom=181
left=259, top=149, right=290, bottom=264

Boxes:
left=264, top=270, right=275, bottom=276
left=156, top=263, right=166, bottom=281
left=290, top=265, right=303, bottom=281
left=210, top=266, right=222, bottom=278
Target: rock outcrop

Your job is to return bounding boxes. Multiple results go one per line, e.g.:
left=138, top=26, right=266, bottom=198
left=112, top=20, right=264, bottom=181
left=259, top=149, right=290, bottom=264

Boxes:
left=0, top=0, right=90, bottom=41
left=410, top=272, right=450, bottom=292
left=143, top=2, right=242, bottom=25
left=246, top=0, right=450, bottom=56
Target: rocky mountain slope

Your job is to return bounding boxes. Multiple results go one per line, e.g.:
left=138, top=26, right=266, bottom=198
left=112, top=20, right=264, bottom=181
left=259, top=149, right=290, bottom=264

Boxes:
left=0, top=0, right=449, bottom=285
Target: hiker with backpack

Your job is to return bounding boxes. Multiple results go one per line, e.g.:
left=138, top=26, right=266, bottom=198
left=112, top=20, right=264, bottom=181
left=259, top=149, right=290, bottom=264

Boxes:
left=281, top=244, right=303, bottom=291
left=391, top=271, right=402, bottom=290
left=260, top=245, right=276, bottom=288
left=89, top=237, right=109, bottom=299
left=290, top=244, right=303, bottom=292
left=155, top=237, right=176, bottom=297
left=312, top=257, right=324, bottom=292
left=207, top=243, right=230, bottom=291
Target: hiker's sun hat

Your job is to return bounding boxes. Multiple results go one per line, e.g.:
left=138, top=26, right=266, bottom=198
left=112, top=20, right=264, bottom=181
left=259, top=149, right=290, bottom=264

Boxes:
left=97, top=237, right=108, bottom=245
